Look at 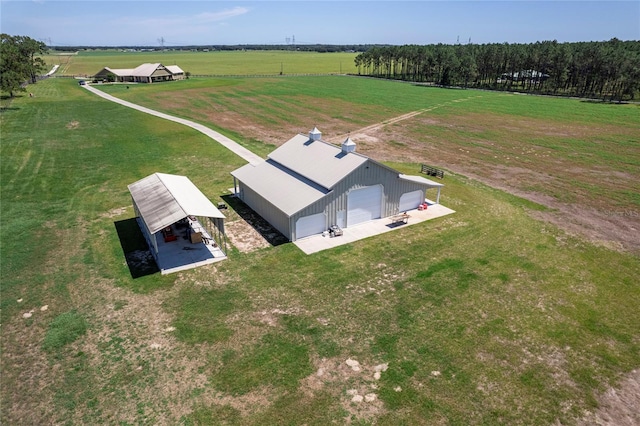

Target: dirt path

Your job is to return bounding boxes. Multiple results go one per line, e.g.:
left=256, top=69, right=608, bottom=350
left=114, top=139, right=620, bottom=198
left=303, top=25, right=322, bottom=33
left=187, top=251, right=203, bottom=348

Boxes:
left=326, top=95, right=482, bottom=143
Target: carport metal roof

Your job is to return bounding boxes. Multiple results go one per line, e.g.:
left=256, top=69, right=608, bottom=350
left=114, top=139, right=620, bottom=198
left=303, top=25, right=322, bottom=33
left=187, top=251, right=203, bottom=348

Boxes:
left=128, top=173, right=224, bottom=234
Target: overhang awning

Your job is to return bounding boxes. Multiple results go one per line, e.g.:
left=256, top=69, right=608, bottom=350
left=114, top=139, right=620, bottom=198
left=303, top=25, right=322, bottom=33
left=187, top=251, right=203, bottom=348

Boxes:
left=128, top=173, right=224, bottom=234
left=398, top=174, right=444, bottom=187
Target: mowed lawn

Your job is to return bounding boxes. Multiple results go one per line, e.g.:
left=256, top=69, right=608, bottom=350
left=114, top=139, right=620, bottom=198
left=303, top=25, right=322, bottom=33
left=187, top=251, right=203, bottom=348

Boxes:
left=1, top=77, right=639, bottom=425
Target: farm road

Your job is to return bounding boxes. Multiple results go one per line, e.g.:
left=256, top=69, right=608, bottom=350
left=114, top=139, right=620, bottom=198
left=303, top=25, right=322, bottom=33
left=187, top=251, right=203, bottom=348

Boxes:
left=82, top=84, right=264, bottom=166
left=326, top=95, right=483, bottom=143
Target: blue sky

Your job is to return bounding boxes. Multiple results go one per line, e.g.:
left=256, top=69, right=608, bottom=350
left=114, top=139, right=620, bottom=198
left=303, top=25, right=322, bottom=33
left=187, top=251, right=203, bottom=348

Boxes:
left=1, top=1, right=638, bottom=46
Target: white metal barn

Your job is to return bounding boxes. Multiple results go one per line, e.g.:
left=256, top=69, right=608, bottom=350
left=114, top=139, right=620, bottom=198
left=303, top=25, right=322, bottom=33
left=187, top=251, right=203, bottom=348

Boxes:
left=128, top=173, right=227, bottom=274
left=231, top=128, right=443, bottom=241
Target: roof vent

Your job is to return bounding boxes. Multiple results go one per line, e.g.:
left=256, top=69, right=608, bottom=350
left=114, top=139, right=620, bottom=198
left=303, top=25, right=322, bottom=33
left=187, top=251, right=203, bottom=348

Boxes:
left=309, top=126, right=322, bottom=141
left=342, top=136, right=356, bottom=153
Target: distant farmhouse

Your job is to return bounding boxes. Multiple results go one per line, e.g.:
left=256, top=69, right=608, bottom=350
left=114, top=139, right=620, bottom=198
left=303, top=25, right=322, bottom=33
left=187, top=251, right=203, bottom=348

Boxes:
left=499, top=69, right=549, bottom=83
left=94, top=63, right=185, bottom=83
left=231, top=128, right=444, bottom=241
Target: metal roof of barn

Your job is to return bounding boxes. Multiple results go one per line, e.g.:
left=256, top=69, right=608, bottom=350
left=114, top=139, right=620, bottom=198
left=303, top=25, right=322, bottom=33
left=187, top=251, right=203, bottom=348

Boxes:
left=267, top=133, right=367, bottom=190
left=231, top=160, right=328, bottom=216
left=128, top=173, right=224, bottom=234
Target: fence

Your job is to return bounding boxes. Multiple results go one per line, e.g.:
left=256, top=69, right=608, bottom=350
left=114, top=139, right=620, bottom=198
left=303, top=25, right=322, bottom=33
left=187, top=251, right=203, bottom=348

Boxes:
left=420, top=164, right=444, bottom=179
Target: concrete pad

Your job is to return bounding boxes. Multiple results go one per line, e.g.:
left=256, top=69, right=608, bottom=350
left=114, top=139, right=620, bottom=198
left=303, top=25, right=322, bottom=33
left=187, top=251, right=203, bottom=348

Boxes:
left=154, top=226, right=226, bottom=274
left=294, top=203, right=455, bottom=255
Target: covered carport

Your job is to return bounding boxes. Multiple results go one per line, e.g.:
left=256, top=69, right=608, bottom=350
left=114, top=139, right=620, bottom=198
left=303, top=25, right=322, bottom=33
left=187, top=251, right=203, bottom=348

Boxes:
left=128, top=173, right=227, bottom=274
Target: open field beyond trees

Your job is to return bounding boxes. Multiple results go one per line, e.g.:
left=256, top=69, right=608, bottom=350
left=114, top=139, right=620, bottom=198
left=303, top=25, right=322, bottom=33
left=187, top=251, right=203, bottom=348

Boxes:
left=1, top=52, right=639, bottom=425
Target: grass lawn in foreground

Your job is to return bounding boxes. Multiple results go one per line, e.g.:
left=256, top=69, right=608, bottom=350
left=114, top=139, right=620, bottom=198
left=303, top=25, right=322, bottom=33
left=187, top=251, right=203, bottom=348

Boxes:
left=1, top=77, right=639, bottom=425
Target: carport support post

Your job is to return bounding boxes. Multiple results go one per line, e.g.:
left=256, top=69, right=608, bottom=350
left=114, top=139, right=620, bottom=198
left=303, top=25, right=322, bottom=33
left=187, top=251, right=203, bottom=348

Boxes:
left=436, top=187, right=441, bottom=204
left=233, top=176, right=238, bottom=196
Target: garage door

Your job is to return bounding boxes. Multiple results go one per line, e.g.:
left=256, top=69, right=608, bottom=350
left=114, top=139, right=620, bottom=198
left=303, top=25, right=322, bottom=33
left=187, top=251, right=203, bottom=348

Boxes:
left=399, top=190, right=423, bottom=212
left=295, top=212, right=326, bottom=239
left=347, top=185, right=382, bottom=227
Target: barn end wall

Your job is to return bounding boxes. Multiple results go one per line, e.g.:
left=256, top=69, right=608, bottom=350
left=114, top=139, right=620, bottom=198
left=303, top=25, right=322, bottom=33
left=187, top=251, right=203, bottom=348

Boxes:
left=292, top=160, right=430, bottom=228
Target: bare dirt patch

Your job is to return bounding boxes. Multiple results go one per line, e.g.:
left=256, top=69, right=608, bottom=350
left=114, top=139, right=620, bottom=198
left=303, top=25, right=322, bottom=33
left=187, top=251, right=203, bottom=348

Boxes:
left=66, top=120, right=80, bottom=129
left=222, top=196, right=288, bottom=252
left=576, top=369, right=640, bottom=426
left=299, top=356, right=387, bottom=423
left=100, top=206, right=128, bottom=219
left=224, top=219, right=271, bottom=253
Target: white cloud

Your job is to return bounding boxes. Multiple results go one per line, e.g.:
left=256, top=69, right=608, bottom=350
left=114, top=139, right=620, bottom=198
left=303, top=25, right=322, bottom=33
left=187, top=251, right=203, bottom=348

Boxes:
left=99, top=6, right=250, bottom=44
left=112, top=6, right=249, bottom=28
left=194, top=7, right=250, bottom=23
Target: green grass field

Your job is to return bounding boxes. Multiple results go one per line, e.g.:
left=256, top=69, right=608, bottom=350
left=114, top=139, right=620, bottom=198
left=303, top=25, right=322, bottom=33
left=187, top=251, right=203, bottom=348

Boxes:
left=1, top=68, right=639, bottom=425
left=42, top=49, right=359, bottom=76
left=96, top=75, right=640, bottom=221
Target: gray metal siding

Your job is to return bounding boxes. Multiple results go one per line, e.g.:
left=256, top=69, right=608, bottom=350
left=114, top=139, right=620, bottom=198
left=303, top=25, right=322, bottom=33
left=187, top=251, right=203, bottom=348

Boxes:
left=292, top=160, right=431, bottom=228
left=237, top=159, right=439, bottom=240
left=238, top=183, right=292, bottom=240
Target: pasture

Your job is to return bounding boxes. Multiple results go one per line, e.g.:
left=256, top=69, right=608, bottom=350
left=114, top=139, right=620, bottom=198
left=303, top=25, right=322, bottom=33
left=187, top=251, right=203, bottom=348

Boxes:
left=1, top=63, right=639, bottom=425
left=98, top=74, right=640, bottom=252
left=43, top=49, right=359, bottom=76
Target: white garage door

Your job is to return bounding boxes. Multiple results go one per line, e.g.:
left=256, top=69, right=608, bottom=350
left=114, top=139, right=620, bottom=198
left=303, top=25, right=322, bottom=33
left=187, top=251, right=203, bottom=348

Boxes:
left=295, top=212, right=326, bottom=239
left=399, top=190, right=423, bottom=212
left=347, top=185, right=382, bottom=227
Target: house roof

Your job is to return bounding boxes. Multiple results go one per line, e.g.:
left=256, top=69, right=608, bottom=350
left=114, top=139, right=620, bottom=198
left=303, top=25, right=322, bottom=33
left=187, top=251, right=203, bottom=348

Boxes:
left=268, top=133, right=368, bottom=190
left=129, top=63, right=171, bottom=77
left=97, top=66, right=133, bottom=77
left=96, top=63, right=176, bottom=78
left=165, top=65, right=184, bottom=74
left=128, top=173, right=224, bottom=234
left=231, top=160, right=328, bottom=217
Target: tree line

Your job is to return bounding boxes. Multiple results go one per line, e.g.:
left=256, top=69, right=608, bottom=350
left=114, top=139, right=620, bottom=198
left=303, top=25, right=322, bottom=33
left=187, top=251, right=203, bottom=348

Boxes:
left=354, top=39, right=640, bottom=101
left=1, top=34, right=48, bottom=97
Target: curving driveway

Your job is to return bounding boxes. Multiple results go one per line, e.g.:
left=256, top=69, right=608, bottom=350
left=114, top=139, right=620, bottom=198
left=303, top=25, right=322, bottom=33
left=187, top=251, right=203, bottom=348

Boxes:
left=82, top=84, right=264, bottom=166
